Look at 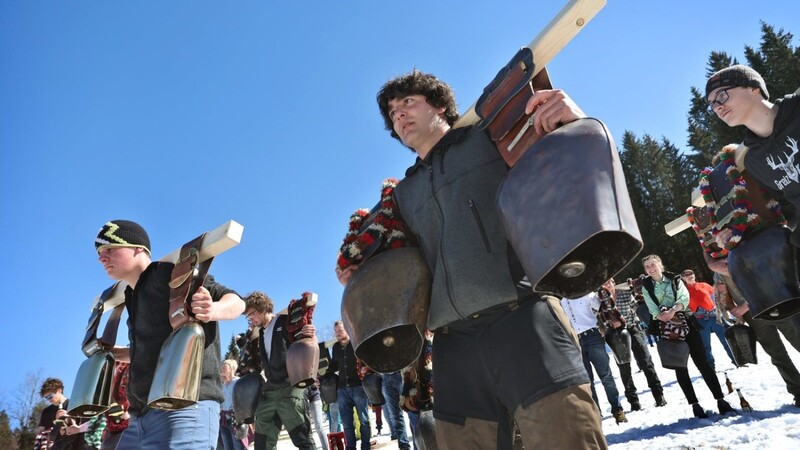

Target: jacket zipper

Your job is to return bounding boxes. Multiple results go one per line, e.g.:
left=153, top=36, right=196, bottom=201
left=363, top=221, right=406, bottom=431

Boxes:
left=428, top=163, right=468, bottom=319
left=468, top=199, right=492, bottom=253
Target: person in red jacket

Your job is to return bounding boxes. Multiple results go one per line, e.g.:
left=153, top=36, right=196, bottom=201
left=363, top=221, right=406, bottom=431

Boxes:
left=681, top=269, right=736, bottom=370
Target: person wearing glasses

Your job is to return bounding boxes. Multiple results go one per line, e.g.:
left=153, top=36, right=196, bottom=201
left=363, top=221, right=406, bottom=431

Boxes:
left=680, top=269, right=736, bottom=370
left=705, top=65, right=800, bottom=248
left=38, top=377, right=87, bottom=450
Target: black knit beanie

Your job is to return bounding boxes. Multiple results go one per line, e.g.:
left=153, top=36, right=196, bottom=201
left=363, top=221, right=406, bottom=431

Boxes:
left=95, top=220, right=151, bottom=254
left=705, top=65, right=769, bottom=100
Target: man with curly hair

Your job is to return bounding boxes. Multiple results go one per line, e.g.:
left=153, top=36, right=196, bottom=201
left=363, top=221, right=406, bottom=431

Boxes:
left=338, top=70, right=606, bottom=449
left=244, top=291, right=315, bottom=450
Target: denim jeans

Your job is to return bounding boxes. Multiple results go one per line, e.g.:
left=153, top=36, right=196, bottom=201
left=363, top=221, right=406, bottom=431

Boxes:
left=116, top=400, right=220, bottom=450
left=219, top=413, right=246, bottom=450
left=579, top=328, right=621, bottom=411
left=696, top=315, right=735, bottom=369
left=337, top=386, right=371, bottom=450
left=381, top=372, right=409, bottom=448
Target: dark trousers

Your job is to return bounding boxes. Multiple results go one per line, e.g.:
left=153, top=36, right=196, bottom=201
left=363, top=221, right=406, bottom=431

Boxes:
left=673, top=324, right=724, bottom=404
left=746, top=312, right=800, bottom=398
left=617, top=325, right=664, bottom=404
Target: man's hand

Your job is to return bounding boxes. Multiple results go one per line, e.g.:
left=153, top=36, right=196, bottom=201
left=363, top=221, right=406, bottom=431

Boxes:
left=64, top=424, right=81, bottom=435
left=657, top=308, right=677, bottom=322
left=191, top=286, right=216, bottom=322
left=729, top=303, right=750, bottom=318
left=715, top=228, right=734, bottom=250
left=524, top=89, right=586, bottom=135
left=336, top=265, right=359, bottom=287
left=301, top=324, right=316, bottom=339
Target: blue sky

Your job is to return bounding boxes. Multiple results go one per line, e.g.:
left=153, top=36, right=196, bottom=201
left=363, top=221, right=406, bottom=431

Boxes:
left=1, top=0, right=798, bottom=410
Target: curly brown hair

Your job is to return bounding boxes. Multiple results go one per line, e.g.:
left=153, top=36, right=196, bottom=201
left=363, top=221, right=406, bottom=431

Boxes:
left=377, top=69, right=459, bottom=147
left=40, top=377, right=64, bottom=396
left=244, top=291, right=274, bottom=315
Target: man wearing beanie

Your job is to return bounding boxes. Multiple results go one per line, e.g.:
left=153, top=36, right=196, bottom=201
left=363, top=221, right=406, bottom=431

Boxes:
left=95, top=219, right=245, bottom=450
left=705, top=65, right=800, bottom=247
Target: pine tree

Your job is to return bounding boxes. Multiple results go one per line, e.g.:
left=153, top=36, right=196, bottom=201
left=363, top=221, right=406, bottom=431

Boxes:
left=224, top=334, right=240, bottom=361
left=0, top=410, right=16, bottom=450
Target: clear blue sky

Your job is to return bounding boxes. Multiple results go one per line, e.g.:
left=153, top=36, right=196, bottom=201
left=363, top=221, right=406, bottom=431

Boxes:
left=1, top=1, right=798, bottom=411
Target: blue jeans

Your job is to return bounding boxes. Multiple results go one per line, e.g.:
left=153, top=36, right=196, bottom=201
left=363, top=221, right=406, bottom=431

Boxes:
left=219, top=413, right=246, bottom=450
left=406, top=410, right=419, bottom=450
left=337, top=386, right=371, bottom=450
left=116, top=400, right=220, bottom=450
left=579, top=329, right=621, bottom=411
left=381, top=372, right=409, bottom=448
left=697, top=315, right=735, bottom=369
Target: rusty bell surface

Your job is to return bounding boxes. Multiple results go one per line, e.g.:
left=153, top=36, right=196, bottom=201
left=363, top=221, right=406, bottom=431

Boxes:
left=341, top=247, right=432, bottom=373
left=497, top=118, right=643, bottom=299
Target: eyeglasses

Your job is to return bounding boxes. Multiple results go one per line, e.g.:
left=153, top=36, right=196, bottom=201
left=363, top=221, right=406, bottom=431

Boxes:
left=707, top=87, right=735, bottom=113
left=44, top=393, right=54, bottom=400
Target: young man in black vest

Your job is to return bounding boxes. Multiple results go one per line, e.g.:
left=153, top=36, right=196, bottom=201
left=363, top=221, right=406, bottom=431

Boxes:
left=243, top=291, right=315, bottom=450
left=96, top=219, right=244, bottom=449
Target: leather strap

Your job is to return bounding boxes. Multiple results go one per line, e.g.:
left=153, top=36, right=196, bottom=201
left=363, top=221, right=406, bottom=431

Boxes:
left=168, top=233, right=214, bottom=330
left=82, top=282, right=124, bottom=357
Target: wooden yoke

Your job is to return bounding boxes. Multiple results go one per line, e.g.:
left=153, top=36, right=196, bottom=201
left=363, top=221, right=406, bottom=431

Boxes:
left=454, top=0, right=607, bottom=129
left=91, top=220, right=244, bottom=311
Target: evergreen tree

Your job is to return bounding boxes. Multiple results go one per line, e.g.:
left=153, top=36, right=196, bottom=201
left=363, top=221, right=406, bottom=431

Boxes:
left=0, top=410, right=16, bottom=450
left=224, top=334, right=240, bottom=361
left=617, top=132, right=709, bottom=279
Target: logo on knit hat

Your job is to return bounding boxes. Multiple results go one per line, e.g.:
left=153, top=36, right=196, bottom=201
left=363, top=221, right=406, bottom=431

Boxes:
left=95, top=220, right=151, bottom=254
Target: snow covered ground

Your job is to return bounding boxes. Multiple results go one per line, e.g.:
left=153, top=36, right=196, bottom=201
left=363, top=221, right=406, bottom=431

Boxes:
left=275, top=331, right=800, bottom=450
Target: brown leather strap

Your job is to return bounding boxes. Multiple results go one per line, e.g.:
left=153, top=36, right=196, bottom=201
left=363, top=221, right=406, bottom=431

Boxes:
left=168, top=233, right=215, bottom=330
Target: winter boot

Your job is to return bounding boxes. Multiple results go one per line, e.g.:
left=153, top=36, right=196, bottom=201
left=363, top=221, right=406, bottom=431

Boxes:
left=655, top=395, right=667, bottom=407
left=612, top=406, right=628, bottom=424
left=717, top=399, right=737, bottom=415
left=630, top=400, right=641, bottom=411
left=692, top=403, right=708, bottom=419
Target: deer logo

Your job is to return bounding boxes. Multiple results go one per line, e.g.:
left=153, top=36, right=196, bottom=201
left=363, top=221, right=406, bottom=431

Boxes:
left=766, top=137, right=800, bottom=184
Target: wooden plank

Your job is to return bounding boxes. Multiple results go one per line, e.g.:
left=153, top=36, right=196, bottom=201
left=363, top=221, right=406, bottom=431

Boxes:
left=454, top=0, right=607, bottom=128
left=664, top=214, right=692, bottom=237
left=95, top=220, right=244, bottom=310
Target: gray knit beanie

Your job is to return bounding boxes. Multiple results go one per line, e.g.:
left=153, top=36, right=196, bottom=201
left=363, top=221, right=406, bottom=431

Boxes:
left=705, top=65, right=769, bottom=100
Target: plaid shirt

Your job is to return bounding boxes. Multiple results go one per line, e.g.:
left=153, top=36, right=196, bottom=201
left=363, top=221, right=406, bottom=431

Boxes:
left=615, top=289, right=638, bottom=326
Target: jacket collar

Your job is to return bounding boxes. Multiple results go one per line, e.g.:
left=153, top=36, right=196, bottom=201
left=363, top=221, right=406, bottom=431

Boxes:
left=405, top=126, right=471, bottom=176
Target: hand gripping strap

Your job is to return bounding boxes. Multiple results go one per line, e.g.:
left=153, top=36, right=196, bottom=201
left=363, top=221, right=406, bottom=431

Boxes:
left=168, top=233, right=215, bottom=330
left=475, top=47, right=553, bottom=167
left=286, top=292, right=317, bottom=344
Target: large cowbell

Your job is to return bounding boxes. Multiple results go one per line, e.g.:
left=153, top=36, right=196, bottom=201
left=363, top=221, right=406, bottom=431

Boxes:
left=287, top=336, right=320, bottom=388
left=604, top=327, right=632, bottom=365
left=147, top=321, right=205, bottom=410
left=233, top=372, right=263, bottom=424
left=68, top=352, right=114, bottom=418
left=725, top=323, right=758, bottom=366
left=729, top=226, right=800, bottom=320
left=341, top=247, right=432, bottom=373
left=498, top=118, right=642, bottom=298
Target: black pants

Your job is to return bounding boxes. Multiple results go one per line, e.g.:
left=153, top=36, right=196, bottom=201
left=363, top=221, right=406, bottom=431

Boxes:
left=617, top=325, right=664, bottom=404
left=673, top=323, right=724, bottom=404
